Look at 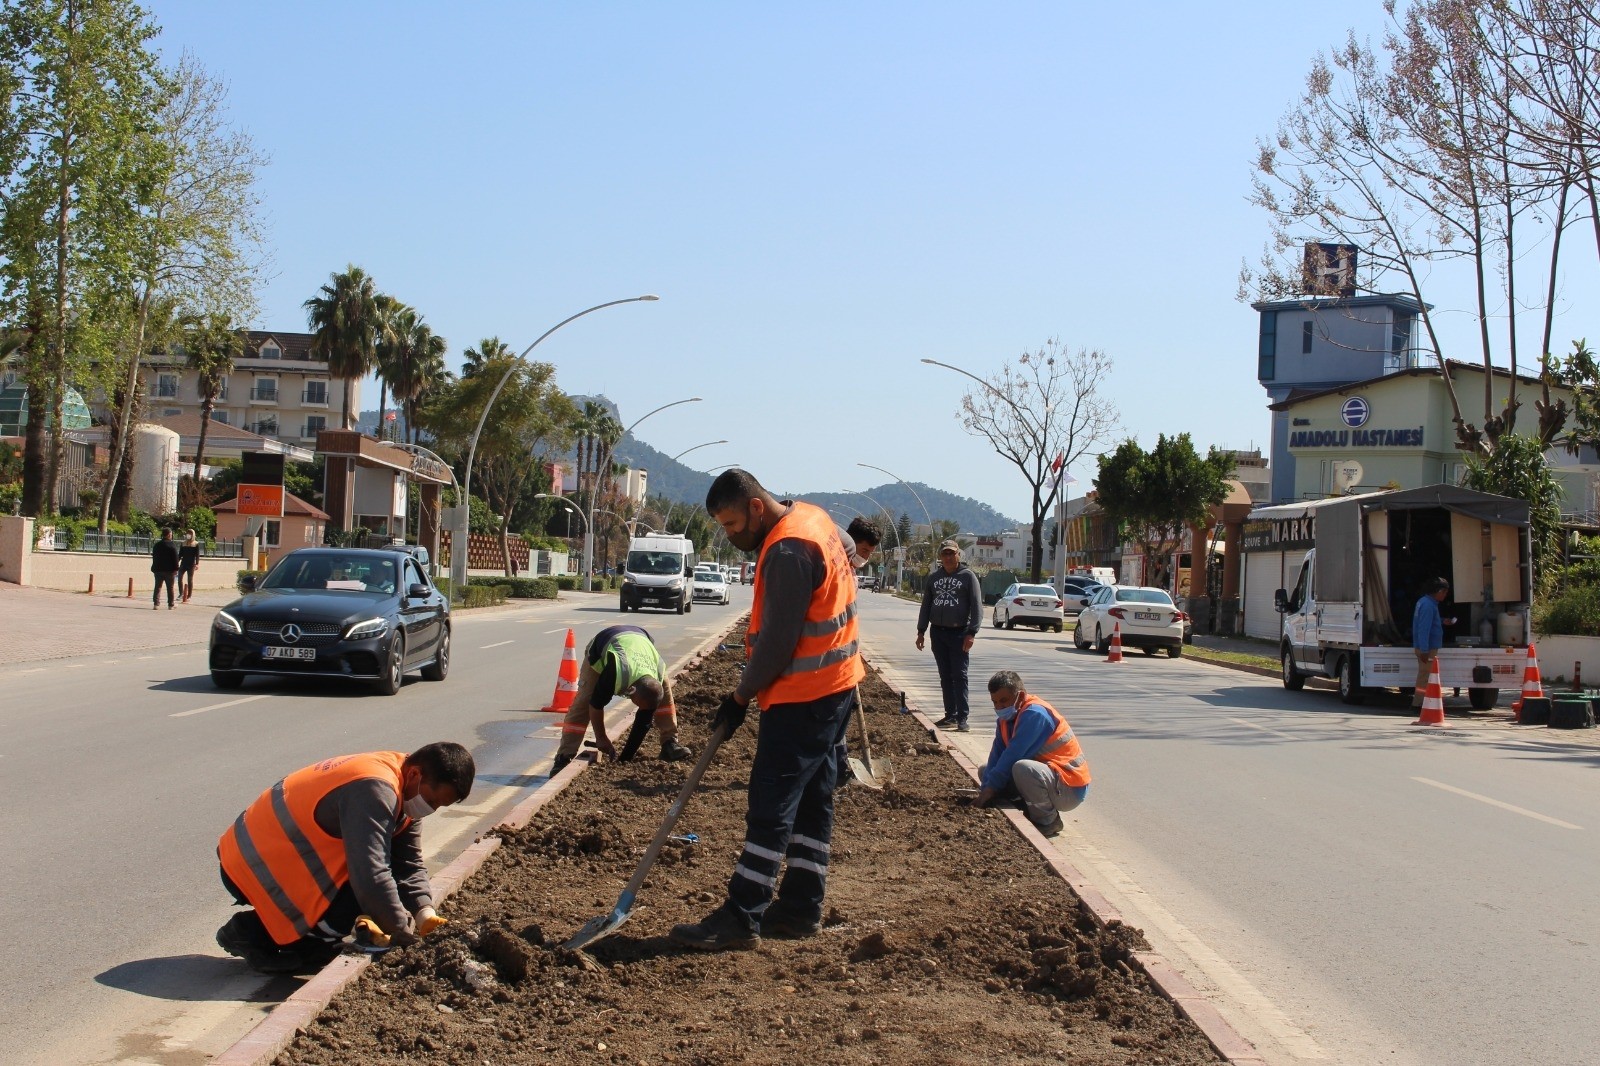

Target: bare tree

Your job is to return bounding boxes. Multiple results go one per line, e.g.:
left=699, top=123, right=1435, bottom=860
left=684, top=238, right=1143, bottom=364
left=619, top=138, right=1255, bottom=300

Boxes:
left=948, top=340, right=1118, bottom=583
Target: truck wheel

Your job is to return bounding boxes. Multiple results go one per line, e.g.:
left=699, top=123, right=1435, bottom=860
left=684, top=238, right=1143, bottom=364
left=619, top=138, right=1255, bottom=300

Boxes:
left=1469, top=687, right=1499, bottom=710
left=1281, top=647, right=1306, bottom=691
left=1338, top=655, right=1365, bottom=705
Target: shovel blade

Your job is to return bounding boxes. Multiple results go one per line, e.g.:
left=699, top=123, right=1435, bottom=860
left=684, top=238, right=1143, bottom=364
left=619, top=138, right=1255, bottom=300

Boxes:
left=562, top=907, right=631, bottom=952
left=847, top=756, right=885, bottom=791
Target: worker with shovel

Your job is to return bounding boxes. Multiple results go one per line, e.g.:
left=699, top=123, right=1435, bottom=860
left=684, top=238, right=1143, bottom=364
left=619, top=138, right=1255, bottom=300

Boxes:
left=551, top=624, right=693, bottom=774
left=670, top=469, right=864, bottom=951
left=215, top=742, right=474, bottom=974
left=973, top=670, right=1090, bottom=838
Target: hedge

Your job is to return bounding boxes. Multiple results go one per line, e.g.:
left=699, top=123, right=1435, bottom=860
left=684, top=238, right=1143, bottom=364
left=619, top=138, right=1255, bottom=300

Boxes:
left=467, top=575, right=557, bottom=599
left=461, top=584, right=509, bottom=608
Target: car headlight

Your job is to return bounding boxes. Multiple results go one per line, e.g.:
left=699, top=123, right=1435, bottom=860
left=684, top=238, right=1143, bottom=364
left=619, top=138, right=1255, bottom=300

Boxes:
left=214, top=610, right=242, bottom=635
left=667, top=578, right=683, bottom=590
left=345, top=616, right=390, bottom=640
left=622, top=574, right=635, bottom=585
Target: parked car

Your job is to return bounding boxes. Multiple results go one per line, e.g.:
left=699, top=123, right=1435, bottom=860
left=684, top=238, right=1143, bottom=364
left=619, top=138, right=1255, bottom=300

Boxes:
left=857, top=572, right=880, bottom=591
left=1061, top=577, right=1103, bottom=617
left=692, top=571, right=732, bottom=605
left=1073, top=585, right=1186, bottom=657
left=991, top=583, right=1065, bottom=632
left=208, top=547, right=450, bottom=695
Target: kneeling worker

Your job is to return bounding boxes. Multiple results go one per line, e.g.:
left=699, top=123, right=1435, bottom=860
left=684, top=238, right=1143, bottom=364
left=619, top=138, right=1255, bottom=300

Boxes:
left=216, top=741, right=475, bottom=974
left=976, top=670, right=1090, bottom=837
left=552, top=624, right=692, bottom=773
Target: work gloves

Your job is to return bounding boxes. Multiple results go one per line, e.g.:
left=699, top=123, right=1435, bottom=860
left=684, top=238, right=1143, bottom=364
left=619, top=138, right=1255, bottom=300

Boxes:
left=352, top=907, right=446, bottom=950
left=712, top=694, right=747, bottom=736
left=414, top=905, right=447, bottom=937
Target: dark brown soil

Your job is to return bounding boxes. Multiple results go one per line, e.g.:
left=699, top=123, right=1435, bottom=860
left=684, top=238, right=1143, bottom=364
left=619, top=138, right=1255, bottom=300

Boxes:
left=276, top=625, right=1223, bottom=1066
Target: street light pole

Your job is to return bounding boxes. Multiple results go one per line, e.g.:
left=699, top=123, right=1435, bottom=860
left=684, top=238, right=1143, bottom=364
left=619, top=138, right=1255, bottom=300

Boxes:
left=856, top=461, right=932, bottom=586
left=589, top=397, right=702, bottom=590
left=657, top=439, right=727, bottom=533
left=454, top=294, right=659, bottom=596
left=535, top=494, right=588, bottom=583
left=379, top=441, right=457, bottom=585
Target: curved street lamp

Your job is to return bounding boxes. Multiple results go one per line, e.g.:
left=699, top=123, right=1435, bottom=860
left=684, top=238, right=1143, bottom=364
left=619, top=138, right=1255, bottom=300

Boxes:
left=379, top=440, right=457, bottom=583
left=453, top=294, right=658, bottom=593
left=657, top=439, right=728, bottom=533
left=534, top=493, right=589, bottom=583
left=587, top=396, right=701, bottom=589
left=856, top=460, right=934, bottom=540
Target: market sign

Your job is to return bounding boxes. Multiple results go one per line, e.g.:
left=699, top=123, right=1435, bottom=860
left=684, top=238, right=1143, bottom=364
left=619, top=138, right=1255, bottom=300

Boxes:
left=1242, top=516, right=1316, bottom=552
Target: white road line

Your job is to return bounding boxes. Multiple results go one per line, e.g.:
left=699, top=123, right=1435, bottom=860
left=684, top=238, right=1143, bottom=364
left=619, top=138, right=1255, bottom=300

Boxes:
left=170, top=694, right=272, bottom=719
left=1412, top=777, right=1582, bottom=830
left=18, top=668, right=45, bottom=675
left=480, top=640, right=515, bottom=649
left=1226, top=716, right=1296, bottom=740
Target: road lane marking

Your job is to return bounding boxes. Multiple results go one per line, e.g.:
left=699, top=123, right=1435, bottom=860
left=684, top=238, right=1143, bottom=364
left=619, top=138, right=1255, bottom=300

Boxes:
left=170, top=694, right=272, bottom=718
left=480, top=640, right=516, bottom=649
left=1412, top=777, right=1581, bottom=829
left=1226, top=717, right=1296, bottom=740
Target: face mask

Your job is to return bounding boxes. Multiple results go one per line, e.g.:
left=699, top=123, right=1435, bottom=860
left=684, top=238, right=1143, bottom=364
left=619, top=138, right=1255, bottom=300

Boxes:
left=994, top=702, right=1018, bottom=721
left=853, top=552, right=871, bottom=568
left=725, top=502, right=764, bottom=552
left=404, top=793, right=435, bottom=820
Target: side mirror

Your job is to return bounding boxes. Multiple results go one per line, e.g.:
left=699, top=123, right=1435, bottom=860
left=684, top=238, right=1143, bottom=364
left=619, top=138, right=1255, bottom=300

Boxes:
left=1273, top=588, right=1287, bottom=611
left=241, top=575, right=257, bottom=592
left=407, top=583, right=430, bottom=599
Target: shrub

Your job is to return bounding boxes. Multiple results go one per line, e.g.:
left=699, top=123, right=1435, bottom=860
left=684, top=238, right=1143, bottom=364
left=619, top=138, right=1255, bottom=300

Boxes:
left=467, top=575, right=558, bottom=599
left=461, top=584, right=509, bottom=608
left=1534, top=583, right=1600, bottom=637
left=236, top=569, right=267, bottom=594
left=127, top=510, right=159, bottom=538
left=0, top=482, right=20, bottom=514
left=556, top=574, right=579, bottom=591
left=185, top=506, right=217, bottom=540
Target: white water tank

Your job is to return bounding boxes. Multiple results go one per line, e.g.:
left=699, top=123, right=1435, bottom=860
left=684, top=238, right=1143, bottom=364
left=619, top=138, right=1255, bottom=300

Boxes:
left=1497, top=607, right=1526, bottom=647
left=130, top=424, right=180, bottom=515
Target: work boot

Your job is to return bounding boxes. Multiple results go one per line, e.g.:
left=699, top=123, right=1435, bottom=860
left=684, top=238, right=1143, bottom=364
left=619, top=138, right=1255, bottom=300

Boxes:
left=215, top=911, right=273, bottom=960
left=216, top=911, right=331, bottom=974
left=551, top=753, right=573, bottom=775
left=1032, top=812, right=1065, bottom=838
left=659, top=739, right=692, bottom=762
left=669, top=903, right=759, bottom=952
left=761, top=902, right=821, bottom=939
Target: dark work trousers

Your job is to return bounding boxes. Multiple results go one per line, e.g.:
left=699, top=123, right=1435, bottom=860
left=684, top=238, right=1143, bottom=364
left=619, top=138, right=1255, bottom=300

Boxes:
left=727, top=687, right=855, bottom=931
left=929, top=625, right=971, bottom=722
left=153, top=571, right=177, bottom=607
left=221, top=865, right=362, bottom=947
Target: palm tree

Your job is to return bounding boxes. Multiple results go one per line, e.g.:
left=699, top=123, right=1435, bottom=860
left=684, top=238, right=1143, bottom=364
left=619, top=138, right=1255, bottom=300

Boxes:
left=459, top=336, right=513, bottom=380
left=372, top=296, right=409, bottom=440
left=303, top=265, right=381, bottom=430
left=382, top=309, right=447, bottom=445
left=183, top=315, right=244, bottom=508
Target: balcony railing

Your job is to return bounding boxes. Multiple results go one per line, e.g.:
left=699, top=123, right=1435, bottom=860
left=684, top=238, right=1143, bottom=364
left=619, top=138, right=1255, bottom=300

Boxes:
left=300, top=423, right=326, bottom=440
left=302, top=388, right=329, bottom=405
left=248, top=421, right=279, bottom=437
left=249, top=385, right=278, bottom=402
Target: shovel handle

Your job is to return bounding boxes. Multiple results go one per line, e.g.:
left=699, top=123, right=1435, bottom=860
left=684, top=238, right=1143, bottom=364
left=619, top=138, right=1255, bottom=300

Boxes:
left=615, top=720, right=731, bottom=905
left=853, top=687, right=878, bottom=777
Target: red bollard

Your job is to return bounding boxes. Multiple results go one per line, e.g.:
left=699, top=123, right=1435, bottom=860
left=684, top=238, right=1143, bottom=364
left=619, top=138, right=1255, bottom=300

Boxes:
left=126, top=577, right=134, bottom=598
left=87, top=574, right=94, bottom=594
left=1575, top=662, right=1583, bottom=694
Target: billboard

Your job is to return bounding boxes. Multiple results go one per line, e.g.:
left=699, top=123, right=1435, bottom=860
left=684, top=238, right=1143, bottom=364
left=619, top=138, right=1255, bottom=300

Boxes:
left=238, top=450, right=285, bottom=517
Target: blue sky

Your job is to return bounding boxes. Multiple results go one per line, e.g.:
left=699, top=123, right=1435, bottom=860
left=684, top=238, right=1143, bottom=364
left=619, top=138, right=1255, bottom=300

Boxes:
left=149, top=1, right=1531, bottom=523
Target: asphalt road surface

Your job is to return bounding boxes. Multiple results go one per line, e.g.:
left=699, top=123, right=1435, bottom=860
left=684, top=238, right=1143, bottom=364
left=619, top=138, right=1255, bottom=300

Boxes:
left=3, top=588, right=747, bottom=1066
left=855, top=590, right=1600, bottom=1066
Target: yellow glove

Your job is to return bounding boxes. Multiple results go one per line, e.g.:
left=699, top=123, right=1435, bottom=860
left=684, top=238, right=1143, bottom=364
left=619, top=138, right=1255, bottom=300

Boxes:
left=352, top=915, right=391, bottom=949
left=415, top=906, right=447, bottom=937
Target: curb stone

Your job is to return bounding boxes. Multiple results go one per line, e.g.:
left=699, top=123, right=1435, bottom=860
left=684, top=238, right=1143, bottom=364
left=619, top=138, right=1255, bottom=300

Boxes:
left=211, top=612, right=750, bottom=1066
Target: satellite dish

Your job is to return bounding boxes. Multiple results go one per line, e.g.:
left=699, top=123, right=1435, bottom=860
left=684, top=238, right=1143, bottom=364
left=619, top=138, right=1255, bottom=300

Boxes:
left=1333, top=459, right=1364, bottom=494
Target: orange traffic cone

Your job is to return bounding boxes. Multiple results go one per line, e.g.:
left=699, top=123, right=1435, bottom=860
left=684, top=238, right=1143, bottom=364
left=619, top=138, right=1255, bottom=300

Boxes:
left=1105, top=622, right=1124, bottom=663
left=541, top=628, right=580, bottom=713
left=1414, top=656, right=1446, bottom=726
left=1511, top=642, right=1543, bottom=717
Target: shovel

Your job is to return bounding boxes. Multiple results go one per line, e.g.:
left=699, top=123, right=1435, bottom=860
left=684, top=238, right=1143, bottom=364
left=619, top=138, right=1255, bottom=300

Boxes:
left=563, top=720, right=732, bottom=952
left=846, top=687, right=893, bottom=790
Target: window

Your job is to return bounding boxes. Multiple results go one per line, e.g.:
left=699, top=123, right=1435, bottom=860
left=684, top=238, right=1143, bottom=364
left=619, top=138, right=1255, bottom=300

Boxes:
left=263, top=520, right=281, bottom=548
left=259, top=342, right=281, bottom=360
left=1302, top=320, right=1314, bottom=354
left=156, top=373, right=179, bottom=398
left=304, top=380, right=328, bottom=405
left=252, top=378, right=277, bottom=402
left=303, top=415, right=326, bottom=439
left=216, top=376, right=229, bottom=401
left=212, top=410, right=229, bottom=425
left=1258, top=311, right=1277, bottom=379
left=251, top=417, right=278, bottom=436
left=163, top=408, right=181, bottom=417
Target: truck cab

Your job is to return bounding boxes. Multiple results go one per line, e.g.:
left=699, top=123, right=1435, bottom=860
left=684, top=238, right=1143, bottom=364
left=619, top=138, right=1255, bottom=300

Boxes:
left=621, top=534, right=697, bottom=614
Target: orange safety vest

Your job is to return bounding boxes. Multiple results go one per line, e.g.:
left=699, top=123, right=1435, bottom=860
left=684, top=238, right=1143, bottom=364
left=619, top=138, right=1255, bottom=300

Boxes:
left=747, top=501, right=865, bottom=707
left=999, top=694, right=1091, bottom=788
left=217, top=751, right=410, bottom=945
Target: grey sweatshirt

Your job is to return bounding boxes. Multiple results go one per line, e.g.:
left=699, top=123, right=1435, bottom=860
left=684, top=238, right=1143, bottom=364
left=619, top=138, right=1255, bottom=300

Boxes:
left=917, top=563, right=982, bottom=636
left=311, top=778, right=431, bottom=941
left=735, top=512, right=856, bottom=705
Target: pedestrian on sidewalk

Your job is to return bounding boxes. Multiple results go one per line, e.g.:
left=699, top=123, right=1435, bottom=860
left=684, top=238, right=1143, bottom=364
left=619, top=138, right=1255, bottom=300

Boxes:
left=670, top=469, right=863, bottom=951
left=1411, top=577, right=1455, bottom=709
left=215, top=741, right=474, bottom=974
left=550, top=624, right=692, bottom=774
left=915, top=539, right=981, bottom=731
left=151, top=528, right=179, bottom=610
left=177, top=529, right=201, bottom=602
left=975, top=670, right=1090, bottom=838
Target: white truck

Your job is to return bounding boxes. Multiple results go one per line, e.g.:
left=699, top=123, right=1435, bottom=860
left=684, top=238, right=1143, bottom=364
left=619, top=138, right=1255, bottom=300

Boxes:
left=1258, top=485, right=1532, bottom=707
left=620, top=533, right=697, bottom=614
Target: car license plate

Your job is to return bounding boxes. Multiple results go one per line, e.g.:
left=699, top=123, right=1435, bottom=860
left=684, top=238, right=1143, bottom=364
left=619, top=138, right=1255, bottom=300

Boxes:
left=642, top=597, right=659, bottom=605
left=1135, top=611, right=1160, bottom=621
left=262, top=646, right=316, bottom=661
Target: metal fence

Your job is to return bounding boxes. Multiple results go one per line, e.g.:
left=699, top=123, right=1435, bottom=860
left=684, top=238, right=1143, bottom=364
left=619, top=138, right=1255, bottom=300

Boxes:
left=65, top=533, right=246, bottom=558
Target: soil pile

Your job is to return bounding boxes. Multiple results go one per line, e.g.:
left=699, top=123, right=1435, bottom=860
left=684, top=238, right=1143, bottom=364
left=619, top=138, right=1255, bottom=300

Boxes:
left=277, top=629, right=1222, bottom=1065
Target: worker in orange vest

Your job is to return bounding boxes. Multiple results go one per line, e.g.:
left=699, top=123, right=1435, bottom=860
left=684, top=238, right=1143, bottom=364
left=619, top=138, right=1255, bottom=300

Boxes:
left=975, top=670, right=1090, bottom=838
left=671, top=469, right=864, bottom=951
left=215, top=741, right=475, bottom=974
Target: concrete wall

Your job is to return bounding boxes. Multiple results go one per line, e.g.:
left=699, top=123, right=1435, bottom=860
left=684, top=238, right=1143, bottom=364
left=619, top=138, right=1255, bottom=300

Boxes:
left=1531, top=635, right=1600, bottom=686
left=0, top=515, right=242, bottom=591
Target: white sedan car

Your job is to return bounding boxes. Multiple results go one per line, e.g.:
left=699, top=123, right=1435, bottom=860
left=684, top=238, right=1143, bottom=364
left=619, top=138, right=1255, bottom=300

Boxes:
left=692, top=571, right=732, bottom=605
left=991, top=583, right=1065, bottom=632
left=1073, top=585, right=1186, bottom=657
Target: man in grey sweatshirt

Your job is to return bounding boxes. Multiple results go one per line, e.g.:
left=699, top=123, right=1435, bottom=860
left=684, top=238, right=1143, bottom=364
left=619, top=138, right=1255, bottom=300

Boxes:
left=916, top=539, right=983, bottom=731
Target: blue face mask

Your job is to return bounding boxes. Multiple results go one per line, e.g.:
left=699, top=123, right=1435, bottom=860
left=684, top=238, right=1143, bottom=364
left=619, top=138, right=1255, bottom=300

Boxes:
left=994, top=702, right=1018, bottom=721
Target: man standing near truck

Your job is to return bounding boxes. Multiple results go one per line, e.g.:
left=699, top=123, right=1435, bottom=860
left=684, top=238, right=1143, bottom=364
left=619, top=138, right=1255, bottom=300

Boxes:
left=1411, top=577, right=1454, bottom=709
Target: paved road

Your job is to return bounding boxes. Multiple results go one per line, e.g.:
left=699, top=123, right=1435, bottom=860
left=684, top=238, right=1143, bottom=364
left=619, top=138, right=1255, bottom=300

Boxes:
left=855, top=591, right=1600, bottom=1066
left=3, top=587, right=748, bottom=1066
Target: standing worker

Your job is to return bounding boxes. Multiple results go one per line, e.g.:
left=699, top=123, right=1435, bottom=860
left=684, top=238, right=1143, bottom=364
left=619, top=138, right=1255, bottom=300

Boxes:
left=975, top=670, right=1090, bottom=837
left=1411, top=577, right=1455, bottom=710
left=215, top=741, right=474, bottom=974
left=916, top=539, right=982, bottom=731
left=551, top=624, right=692, bottom=773
left=151, top=528, right=180, bottom=611
left=177, top=529, right=201, bottom=603
left=670, top=469, right=863, bottom=951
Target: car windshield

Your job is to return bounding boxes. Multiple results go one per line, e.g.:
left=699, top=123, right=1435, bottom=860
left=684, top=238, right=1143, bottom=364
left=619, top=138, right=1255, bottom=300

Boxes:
left=1018, top=585, right=1056, bottom=597
left=1116, top=588, right=1173, bottom=605
left=629, top=551, right=684, bottom=576
left=701, top=574, right=724, bottom=585
left=263, top=554, right=397, bottom=594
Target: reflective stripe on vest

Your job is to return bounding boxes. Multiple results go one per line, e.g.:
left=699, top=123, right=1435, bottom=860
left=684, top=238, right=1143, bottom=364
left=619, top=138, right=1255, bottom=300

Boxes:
left=217, top=751, right=408, bottom=945
left=999, top=695, right=1091, bottom=789
left=747, top=502, right=865, bottom=706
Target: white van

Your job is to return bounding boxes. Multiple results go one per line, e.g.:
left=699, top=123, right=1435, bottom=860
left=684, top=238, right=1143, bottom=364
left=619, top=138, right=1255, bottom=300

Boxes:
left=1069, top=566, right=1117, bottom=587
left=621, top=534, right=697, bottom=613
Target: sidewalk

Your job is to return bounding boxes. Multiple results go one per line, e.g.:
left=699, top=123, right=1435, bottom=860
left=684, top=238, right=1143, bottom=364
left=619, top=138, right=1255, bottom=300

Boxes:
left=0, top=582, right=242, bottom=665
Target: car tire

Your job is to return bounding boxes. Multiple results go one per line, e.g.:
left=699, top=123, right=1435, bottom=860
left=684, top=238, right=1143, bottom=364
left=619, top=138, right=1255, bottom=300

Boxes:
left=1469, top=687, right=1498, bottom=710
left=1166, top=644, right=1182, bottom=659
left=1005, top=617, right=1016, bottom=631
left=375, top=633, right=405, bottom=696
left=619, top=598, right=629, bottom=612
left=1095, top=627, right=1109, bottom=654
left=1336, top=654, right=1363, bottom=704
left=1073, top=623, right=1088, bottom=650
left=211, top=671, right=243, bottom=690
left=1142, top=646, right=1157, bottom=656
left=1281, top=646, right=1306, bottom=691
left=1053, top=623, right=1063, bottom=633
left=421, top=625, right=450, bottom=682
left=677, top=594, right=687, bottom=615
left=992, top=608, right=1002, bottom=629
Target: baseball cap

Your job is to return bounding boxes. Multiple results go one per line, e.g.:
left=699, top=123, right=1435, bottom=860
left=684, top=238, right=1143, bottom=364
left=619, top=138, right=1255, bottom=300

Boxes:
left=939, top=539, right=960, bottom=554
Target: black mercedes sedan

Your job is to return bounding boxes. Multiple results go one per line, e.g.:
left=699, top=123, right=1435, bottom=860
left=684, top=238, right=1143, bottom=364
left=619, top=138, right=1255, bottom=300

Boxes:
left=208, top=547, right=450, bottom=695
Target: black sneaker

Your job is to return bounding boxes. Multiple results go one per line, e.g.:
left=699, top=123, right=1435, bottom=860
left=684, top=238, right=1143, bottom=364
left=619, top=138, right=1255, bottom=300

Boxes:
left=216, top=912, right=271, bottom=961
left=761, top=904, right=821, bottom=939
left=934, top=715, right=960, bottom=729
left=955, top=719, right=971, bottom=732
left=669, top=904, right=759, bottom=952
left=659, top=740, right=692, bottom=762
left=1032, top=813, right=1065, bottom=838
left=551, top=753, right=573, bottom=775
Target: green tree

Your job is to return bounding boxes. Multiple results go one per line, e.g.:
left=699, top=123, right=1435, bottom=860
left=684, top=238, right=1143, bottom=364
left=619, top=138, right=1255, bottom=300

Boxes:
left=303, top=264, right=380, bottom=430
left=458, top=335, right=512, bottom=380
left=378, top=305, right=446, bottom=445
left=1461, top=432, right=1563, bottom=587
left=1094, top=434, right=1233, bottom=592
left=179, top=313, right=243, bottom=508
